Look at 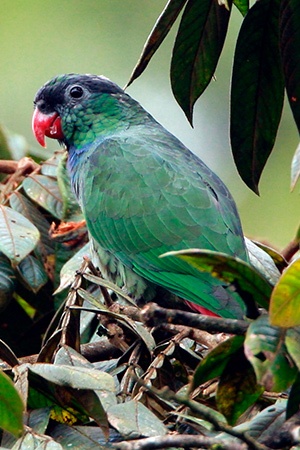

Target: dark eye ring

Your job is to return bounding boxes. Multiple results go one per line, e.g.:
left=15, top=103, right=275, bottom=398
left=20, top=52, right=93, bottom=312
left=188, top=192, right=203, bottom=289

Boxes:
left=69, top=85, right=84, bottom=99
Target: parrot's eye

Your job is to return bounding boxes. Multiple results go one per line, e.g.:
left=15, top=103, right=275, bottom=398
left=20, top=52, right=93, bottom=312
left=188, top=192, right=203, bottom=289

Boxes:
left=69, top=85, right=84, bottom=99
left=34, top=100, right=47, bottom=112
left=38, top=100, right=47, bottom=111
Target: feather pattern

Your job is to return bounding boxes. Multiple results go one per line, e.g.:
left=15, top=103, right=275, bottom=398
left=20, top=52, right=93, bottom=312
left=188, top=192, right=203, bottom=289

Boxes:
left=33, top=74, right=249, bottom=318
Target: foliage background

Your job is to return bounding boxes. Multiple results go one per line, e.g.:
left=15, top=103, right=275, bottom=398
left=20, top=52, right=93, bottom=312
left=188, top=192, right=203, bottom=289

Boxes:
left=0, top=0, right=299, bottom=249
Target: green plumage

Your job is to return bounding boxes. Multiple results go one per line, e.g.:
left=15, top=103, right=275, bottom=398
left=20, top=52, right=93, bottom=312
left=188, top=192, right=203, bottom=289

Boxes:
left=33, top=74, right=249, bottom=318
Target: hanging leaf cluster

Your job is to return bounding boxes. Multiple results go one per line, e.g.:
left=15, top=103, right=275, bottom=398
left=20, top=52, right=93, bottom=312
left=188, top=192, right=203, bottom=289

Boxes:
left=128, top=0, right=300, bottom=193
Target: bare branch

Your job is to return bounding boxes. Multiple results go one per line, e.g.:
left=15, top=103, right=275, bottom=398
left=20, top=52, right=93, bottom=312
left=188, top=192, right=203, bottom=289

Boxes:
left=141, top=303, right=249, bottom=335
left=113, top=433, right=248, bottom=450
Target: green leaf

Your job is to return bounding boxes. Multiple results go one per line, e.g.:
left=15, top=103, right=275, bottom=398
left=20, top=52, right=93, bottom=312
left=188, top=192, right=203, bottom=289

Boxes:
left=50, top=424, right=116, bottom=449
left=29, top=363, right=115, bottom=393
left=0, top=253, right=16, bottom=310
left=270, top=258, right=300, bottom=327
left=28, top=365, right=111, bottom=435
left=234, top=399, right=286, bottom=440
left=171, top=0, right=232, bottom=123
left=280, top=0, right=300, bottom=134
left=251, top=240, right=288, bottom=273
left=40, top=151, right=63, bottom=177
left=17, top=255, right=48, bottom=293
left=107, top=400, right=167, bottom=439
left=26, top=407, right=51, bottom=435
left=162, top=249, right=271, bottom=311
left=291, top=141, right=300, bottom=190
left=245, top=315, right=297, bottom=392
left=22, top=174, right=63, bottom=219
left=10, top=192, right=54, bottom=259
left=0, top=371, right=24, bottom=437
left=82, top=272, right=136, bottom=305
left=127, top=0, right=188, bottom=87
left=217, top=349, right=264, bottom=425
left=192, top=335, right=245, bottom=390
left=56, top=242, right=90, bottom=293
left=11, top=430, right=63, bottom=449
left=230, top=0, right=284, bottom=193
left=0, top=205, right=40, bottom=265
left=285, top=327, right=300, bottom=370
left=0, top=339, right=19, bottom=367
left=245, top=238, right=280, bottom=286
left=233, top=0, right=249, bottom=16
left=287, top=372, right=300, bottom=419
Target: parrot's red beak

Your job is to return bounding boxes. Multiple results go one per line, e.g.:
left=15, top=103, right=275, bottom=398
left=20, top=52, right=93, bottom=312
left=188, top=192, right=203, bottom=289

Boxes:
left=32, top=109, right=63, bottom=147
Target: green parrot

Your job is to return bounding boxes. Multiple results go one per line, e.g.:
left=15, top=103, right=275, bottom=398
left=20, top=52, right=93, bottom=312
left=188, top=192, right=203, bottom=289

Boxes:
left=32, top=73, right=249, bottom=318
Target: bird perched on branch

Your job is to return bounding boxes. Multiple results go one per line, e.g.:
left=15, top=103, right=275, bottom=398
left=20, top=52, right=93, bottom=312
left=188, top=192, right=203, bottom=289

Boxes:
left=32, top=73, right=248, bottom=318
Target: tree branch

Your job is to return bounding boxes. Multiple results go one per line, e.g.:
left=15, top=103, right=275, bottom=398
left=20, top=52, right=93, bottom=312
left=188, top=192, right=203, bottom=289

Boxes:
left=113, top=434, right=248, bottom=450
left=141, top=303, right=249, bottom=335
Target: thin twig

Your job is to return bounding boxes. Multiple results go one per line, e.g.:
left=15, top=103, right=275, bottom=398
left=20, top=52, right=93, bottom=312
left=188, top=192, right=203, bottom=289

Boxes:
left=84, top=256, right=114, bottom=307
left=161, top=322, right=227, bottom=349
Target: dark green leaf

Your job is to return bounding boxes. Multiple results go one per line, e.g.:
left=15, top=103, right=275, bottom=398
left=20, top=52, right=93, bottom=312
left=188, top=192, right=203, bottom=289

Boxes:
left=50, top=424, right=119, bottom=449
left=0, top=339, right=19, bottom=367
left=0, top=205, right=40, bottom=265
left=26, top=407, right=51, bottom=435
left=287, top=372, right=300, bottom=419
left=230, top=0, right=284, bottom=193
left=235, top=399, right=286, bottom=440
left=245, top=315, right=297, bottom=392
left=0, top=371, right=24, bottom=437
left=192, top=335, right=245, bottom=389
left=67, top=388, right=109, bottom=436
left=0, top=253, right=16, bottom=310
left=285, top=327, right=300, bottom=370
left=127, top=0, right=188, bottom=87
left=29, top=364, right=113, bottom=436
left=280, top=0, right=300, bottom=134
left=162, top=249, right=271, bottom=310
left=29, top=363, right=115, bottom=393
left=10, top=192, right=54, bottom=259
left=217, top=348, right=264, bottom=425
left=270, top=258, right=300, bottom=327
left=171, top=0, right=232, bottom=123
left=233, top=0, right=249, bottom=16
left=251, top=240, right=288, bottom=273
left=22, top=174, right=63, bottom=219
left=17, top=255, right=48, bottom=293
left=27, top=369, right=94, bottom=425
